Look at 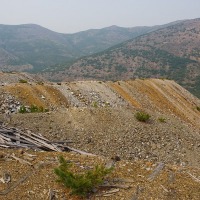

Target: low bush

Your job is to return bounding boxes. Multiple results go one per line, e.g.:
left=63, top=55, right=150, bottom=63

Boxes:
left=19, top=105, right=27, bottom=113
left=196, top=106, right=200, bottom=111
left=36, top=81, right=44, bottom=85
left=158, top=117, right=166, bottom=123
left=19, top=79, right=28, bottom=83
left=135, top=111, right=150, bottom=122
left=92, top=101, right=98, bottom=108
left=54, top=156, right=113, bottom=197
left=30, top=104, right=44, bottom=113
left=19, top=104, right=49, bottom=113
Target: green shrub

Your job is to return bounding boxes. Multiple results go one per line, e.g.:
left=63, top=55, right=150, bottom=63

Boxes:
left=19, top=104, right=48, bottom=113
left=196, top=106, right=200, bottom=111
left=19, top=79, right=28, bottom=83
left=30, top=104, right=44, bottom=113
left=158, top=117, right=166, bottom=123
left=105, top=102, right=110, bottom=107
left=135, top=111, right=150, bottom=122
left=44, top=108, right=50, bottom=112
left=54, top=156, right=113, bottom=197
left=19, top=105, right=27, bottom=113
left=36, top=81, right=44, bottom=85
left=92, top=101, right=98, bottom=108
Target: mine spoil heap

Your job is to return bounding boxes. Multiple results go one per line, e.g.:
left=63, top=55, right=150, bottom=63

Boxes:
left=0, top=72, right=200, bottom=199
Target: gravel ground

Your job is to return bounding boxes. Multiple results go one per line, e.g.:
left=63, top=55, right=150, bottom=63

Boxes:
left=0, top=149, right=200, bottom=200
left=0, top=72, right=200, bottom=199
left=3, top=107, right=199, bottom=167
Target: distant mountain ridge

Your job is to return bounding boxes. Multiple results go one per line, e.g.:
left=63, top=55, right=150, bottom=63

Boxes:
left=45, top=18, right=200, bottom=98
left=0, top=20, right=183, bottom=72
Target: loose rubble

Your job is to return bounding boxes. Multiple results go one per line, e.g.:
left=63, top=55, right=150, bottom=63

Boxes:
left=0, top=72, right=200, bottom=199
left=0, top=93, right=22, bottom=114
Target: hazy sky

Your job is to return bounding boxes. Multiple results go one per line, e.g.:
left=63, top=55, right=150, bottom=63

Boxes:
left=0, top=0, right=199, bottom=33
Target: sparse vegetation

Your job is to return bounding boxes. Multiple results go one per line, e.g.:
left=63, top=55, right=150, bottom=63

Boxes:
left=92, top=101, right=98, bottom=108
left=104, top=101, right=110, bottom=107
left=135, top=111, right=150, bottom=122
left=1, top=72, right=200, bottom=199
left=19, top=104, right=49, bottom=113
left=36, top=81, right=44, bottom=85
left=19, top=79, right=28, bottom=83
left=158, top=117, right=166, bottom=123
left=19, top=105, right=27, bottom=113
left=29, top=104, right=44, bottom=113
left=54, top=156, right=113, bottom=197
left=196, top=106, right=200, bottom=111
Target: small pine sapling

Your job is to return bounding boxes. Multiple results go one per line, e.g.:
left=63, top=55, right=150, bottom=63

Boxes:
left=54, top=156, right=113, bottom=197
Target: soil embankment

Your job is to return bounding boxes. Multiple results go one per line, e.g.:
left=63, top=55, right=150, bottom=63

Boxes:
left=0, top=73, right=200, bottom=199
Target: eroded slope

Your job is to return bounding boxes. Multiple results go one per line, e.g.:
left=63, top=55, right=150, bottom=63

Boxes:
left=2, top=78, right=199, bottom=128
left=0, top=74, right=200, bottom=199
left=0, top=76, right=199, bottom=167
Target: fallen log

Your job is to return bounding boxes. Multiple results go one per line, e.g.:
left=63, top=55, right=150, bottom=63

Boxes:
left=0, top=142, right=43, bottom=150
left=0, top=129, right=15, bottom=134
left=29, top=131, right=50, bottom=142
left=64, top=145, right=96, bottom=156
left=19, top=132, right=61, bottom=151
left=0, top=137, right=5, bottom=143
left=0, top=134, right=11, bottom=142
left=0, top=133, right=33, bottom=144
left=10, top=154, right=33, bottom=166
left=187, top=172, right=200, bottom=183
left=0, top=124, right=94, bottom=155
left=0, top=144, right=10, bottom=148
left=100, top=184, right=131, bottom=189
left=48, top=140, right=73, bottom=144
left=148, top=162, right=165, bottom=181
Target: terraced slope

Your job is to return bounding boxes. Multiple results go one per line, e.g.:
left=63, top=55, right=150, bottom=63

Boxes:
left=2, top=78, right=199, bottom=128
left=47, top=18, right=200, bottom=98
left=0, top=74, right=199, bottom=167
left=0, top=73, right=200, bottom=199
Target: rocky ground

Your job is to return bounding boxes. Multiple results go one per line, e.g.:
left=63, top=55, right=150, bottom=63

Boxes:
left=0, top=149, right=200, bottom=200
left=0, top=72, right=200, bottom=199
left=0, top=72, right=44, bottom=85
left=3, top=108, right=199, bottom=167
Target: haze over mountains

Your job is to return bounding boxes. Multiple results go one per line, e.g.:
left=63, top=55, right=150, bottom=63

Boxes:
left=0, top=20, right=182, bottom=72
left=0, top=18, right=200, bottom=97
left=0, top=17, right=200, bottom=199
left=45, top=18, right=200, bottom=98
